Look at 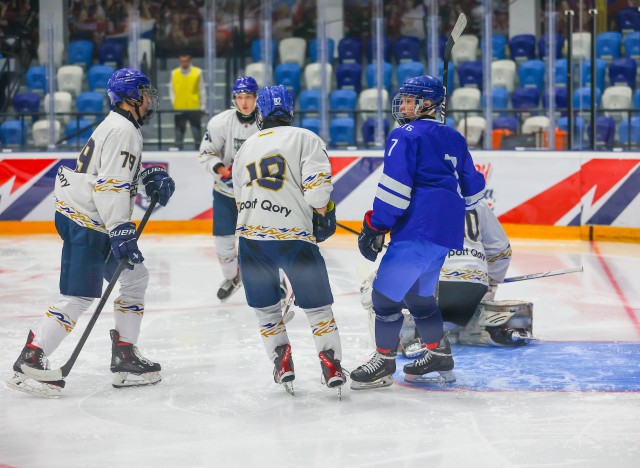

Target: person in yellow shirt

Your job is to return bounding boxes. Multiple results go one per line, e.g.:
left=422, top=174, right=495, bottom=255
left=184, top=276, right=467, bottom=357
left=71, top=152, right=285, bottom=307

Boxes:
left=169, top=53, right=206, bottom=150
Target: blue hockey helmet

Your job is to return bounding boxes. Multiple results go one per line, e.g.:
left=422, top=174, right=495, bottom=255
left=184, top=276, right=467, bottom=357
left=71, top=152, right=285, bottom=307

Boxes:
left=232, top=76, right=259, bottom=117
left=392, top=75, right=445, bottom=124
left=255, top=85, right=294, bottom=130
left=107, top=68, right=159, bottom=124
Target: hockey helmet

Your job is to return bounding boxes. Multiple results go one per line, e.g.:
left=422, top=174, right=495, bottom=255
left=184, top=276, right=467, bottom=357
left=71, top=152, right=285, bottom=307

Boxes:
left=255, top=85, right=294, bottom=130
left=107, top=68, right=159, bottom=124
left=392, top=75, right=445, bottom=125
left=232, top=76, right=259, bottom=117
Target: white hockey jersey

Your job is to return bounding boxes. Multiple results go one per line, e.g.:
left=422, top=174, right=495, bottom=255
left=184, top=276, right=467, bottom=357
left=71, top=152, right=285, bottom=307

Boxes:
left=198, top=108, right=259, bottom=197
left=232, top=126, right=332, bottom=244
left=54, top=110, right=143, bottom=234
left=440, top=200, right=511, bottom=286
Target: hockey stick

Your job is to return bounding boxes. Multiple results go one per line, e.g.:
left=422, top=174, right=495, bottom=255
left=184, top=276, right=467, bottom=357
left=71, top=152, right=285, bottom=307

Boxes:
left=440, top=13, right=467, bottom=122
left=22, top=193, right=159, bottom=382
left=500, top=266, right=583, bottom=283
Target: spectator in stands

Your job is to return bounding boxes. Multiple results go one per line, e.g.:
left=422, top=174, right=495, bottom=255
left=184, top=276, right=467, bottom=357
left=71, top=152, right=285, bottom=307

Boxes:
left=169, top=53, right=206, bottom=150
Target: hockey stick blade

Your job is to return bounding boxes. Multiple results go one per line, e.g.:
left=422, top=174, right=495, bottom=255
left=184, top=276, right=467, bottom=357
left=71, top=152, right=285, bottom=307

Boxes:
left=501, top=266, right=583, bottom=283
left=21, top=193, right=159, bottom=382
left=443, top=13, right=467, bottom=60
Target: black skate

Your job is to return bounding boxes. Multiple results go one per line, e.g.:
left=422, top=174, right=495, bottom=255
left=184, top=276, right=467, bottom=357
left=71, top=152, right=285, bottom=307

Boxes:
left=487, top=327, right=534, bottom=346
left=319, top=349, right=346, bottom=399
left=273, top=343, right=295, bottom=395
left=110, top=329, right=162, bottom=388
left=401, top=338, right=425, bottom=359
left=403, top=336, right=456, bottom=384
left=349, top=351, right=396, bottom=390
left=6, top=330, right=65, bottom=398
left=217, top=274, right=242, bottom=302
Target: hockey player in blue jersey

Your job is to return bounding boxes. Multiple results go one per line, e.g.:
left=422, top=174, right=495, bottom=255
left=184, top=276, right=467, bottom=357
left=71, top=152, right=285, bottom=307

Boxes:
left=350, top=75, right=486, bottom=390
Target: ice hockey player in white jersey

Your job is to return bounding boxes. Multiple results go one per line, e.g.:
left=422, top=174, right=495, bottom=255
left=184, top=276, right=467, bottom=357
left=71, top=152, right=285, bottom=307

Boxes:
left=232, top=85, right=346, bottom=397
left=198, top=76, right=260, bottom=301
left=350, top=75, right=486, bottom=390
left=360, top=199, right=532, bottom=355
left=6, top=68, right=175, bottom=397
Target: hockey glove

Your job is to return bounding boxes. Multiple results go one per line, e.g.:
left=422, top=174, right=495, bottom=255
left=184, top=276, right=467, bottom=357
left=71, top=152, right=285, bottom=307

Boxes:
left=313, top=200, right=336, bottom=243
left=215, top=163, right=233, bottom=190
left=109, top=222, right=144, bottom=269
left=358, top=210, right=388, bottom=262
left=140, top=166, right=175, bottom=207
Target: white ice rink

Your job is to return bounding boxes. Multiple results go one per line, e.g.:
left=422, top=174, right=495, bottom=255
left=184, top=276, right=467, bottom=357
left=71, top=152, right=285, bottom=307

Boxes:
left=1, top=233, right=639, bottom=468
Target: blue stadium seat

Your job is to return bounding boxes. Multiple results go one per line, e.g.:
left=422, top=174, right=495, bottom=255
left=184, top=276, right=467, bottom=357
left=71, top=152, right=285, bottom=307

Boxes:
left=609, top=58, right=637, bottom=88
left=330, top=89, right=357, bottom=119
left=623, top=32, right=640, bottom=60
left=77, top=91, right=105, bottom=116
left=298, top=89, right=321, bottom=118
left=337, top=37, right=362, bottom=63
left=394, top=35, right=421, bottom=63
left=458, top=61, right=482, bottom=90
left=98, top=40, right=125, bottom=68
left=0, top=120, right=27, bottom=145
left=362, top=117, right=390, bottom=147
left=580, top=59, right=606, bottom=92
left=445, top=117, right=456, bottom=128
left=329, top=118, right=355, bottom=146
left=634, top=89, right=640, bottom=108
left=482, top=87, right=510, bottom=114
left=275, top=63, right=302, bottom=97
left=493, top=116, right=518, bottom=133
left=518, top=59, right=545, bottom=91
left=396, top=61, right=424, bottom=87
left=511, top=87, right=540, bottom=110
left=437, top=60, right=455, bottom=92
left=595, top=32, right=622, bottom=62
left=619, top=116, right=640, bottom=145
left=509, top=34, right=536, bottom=62
left=67, top=40, right=94, bottom=69
left=251, top=39, right=278, bottom=63
left=301, top=118, right=321, bottom=136
left=65, top=119, right=95, bottom=145
left=481, top=34, right=507, bottom=59
left=336, top=63, right=362, bottom=93
left=310, top=38, right=335, bottom=63
left=589, top=116, right=616, bottom=149
left=616, top=8, right=640, bottom=34
left=557, top=116, right=586, bottom=148
left=366, top=62, right=393, bottom=93
left=538, top=33, right=564, bottom=59
left=573, top=87, right=602, bottom=109
left=555, top=59, right=568, bottom=86
left=12, top=92, right=40, bottom=114
left=543, top=86, right=569, bottom=110
left=87, top=65, right=115, bottom=91
left=367, top=37, right=392, bottom=63
left=25, top=66, right=48, bottom=92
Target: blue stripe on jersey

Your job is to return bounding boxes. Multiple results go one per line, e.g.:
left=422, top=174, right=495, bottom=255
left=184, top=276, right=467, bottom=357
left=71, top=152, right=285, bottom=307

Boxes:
left=465, top=190, right=486, bottom=209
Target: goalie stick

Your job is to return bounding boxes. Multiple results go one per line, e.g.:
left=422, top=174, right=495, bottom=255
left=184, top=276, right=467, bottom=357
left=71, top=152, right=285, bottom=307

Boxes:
left=440, top=13, right=467, bottom=122
left=21, top=193, right=159, bottom=382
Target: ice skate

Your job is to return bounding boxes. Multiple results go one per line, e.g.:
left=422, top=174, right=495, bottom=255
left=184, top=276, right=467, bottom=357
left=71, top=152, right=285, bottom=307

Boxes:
left=273, top=343, right=295, bottom=395
left=403, top=336, right=456, bottom=384
left=349, top=351, right=396, bottom=390
left=401, top=338, right=425, bottom=359
left=318, top=349, right=346, bottom=400
left=487, top=327, right=536, bottom=346
left=217, top=274, right=242, bottom=302
left=6, top=330, right=65, bottom=398
left=110, top=330, right=162, bottom=388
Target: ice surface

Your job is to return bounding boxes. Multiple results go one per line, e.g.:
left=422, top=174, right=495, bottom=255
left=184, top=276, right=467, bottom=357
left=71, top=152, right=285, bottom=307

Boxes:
left=1, top=234, right=639, bottom=467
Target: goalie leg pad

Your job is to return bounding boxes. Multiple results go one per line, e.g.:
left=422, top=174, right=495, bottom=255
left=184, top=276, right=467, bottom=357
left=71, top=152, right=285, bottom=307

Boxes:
left=457, top=300, right=534, bottom=346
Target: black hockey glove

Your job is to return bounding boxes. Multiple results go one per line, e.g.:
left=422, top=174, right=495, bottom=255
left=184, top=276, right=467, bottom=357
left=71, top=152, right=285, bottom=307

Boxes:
left=140, top=166, right=175, bottom=206
left=313, top=200, right=336, bottom=243
left=109, top=222, right=144, bottom=269
left=358, top=210, right=388, bottom=262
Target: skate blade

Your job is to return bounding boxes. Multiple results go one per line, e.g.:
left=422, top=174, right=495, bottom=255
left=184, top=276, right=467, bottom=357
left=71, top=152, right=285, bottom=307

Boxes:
left=337, top=386, right=342, bottom=401
left=283, top=381, right=294, bottom=396
left=404, top=370, right=456, bottom=385
left=6, top=373, right=62, bottom=398
left=402, top=347, right=426, bottom=359
left=349, top=375, right=394, bottom=390
left=112, top=371, right=162, bottom=388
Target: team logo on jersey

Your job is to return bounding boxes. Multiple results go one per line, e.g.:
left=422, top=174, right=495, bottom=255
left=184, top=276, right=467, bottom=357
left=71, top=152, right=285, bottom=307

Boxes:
left=233, top=138, right=246, bottom=153
left=135, top=162, right=169, bottom=211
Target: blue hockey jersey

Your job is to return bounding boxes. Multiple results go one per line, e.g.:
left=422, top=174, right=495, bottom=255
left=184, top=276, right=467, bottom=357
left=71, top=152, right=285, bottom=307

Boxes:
left=370, top=119, right=485, bottom=250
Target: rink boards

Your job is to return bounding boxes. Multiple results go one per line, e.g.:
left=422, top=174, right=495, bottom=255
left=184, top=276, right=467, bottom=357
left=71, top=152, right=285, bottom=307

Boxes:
left=397, top=341, right=640, bottom=392
left=1, top=150, right=639, bottom=239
